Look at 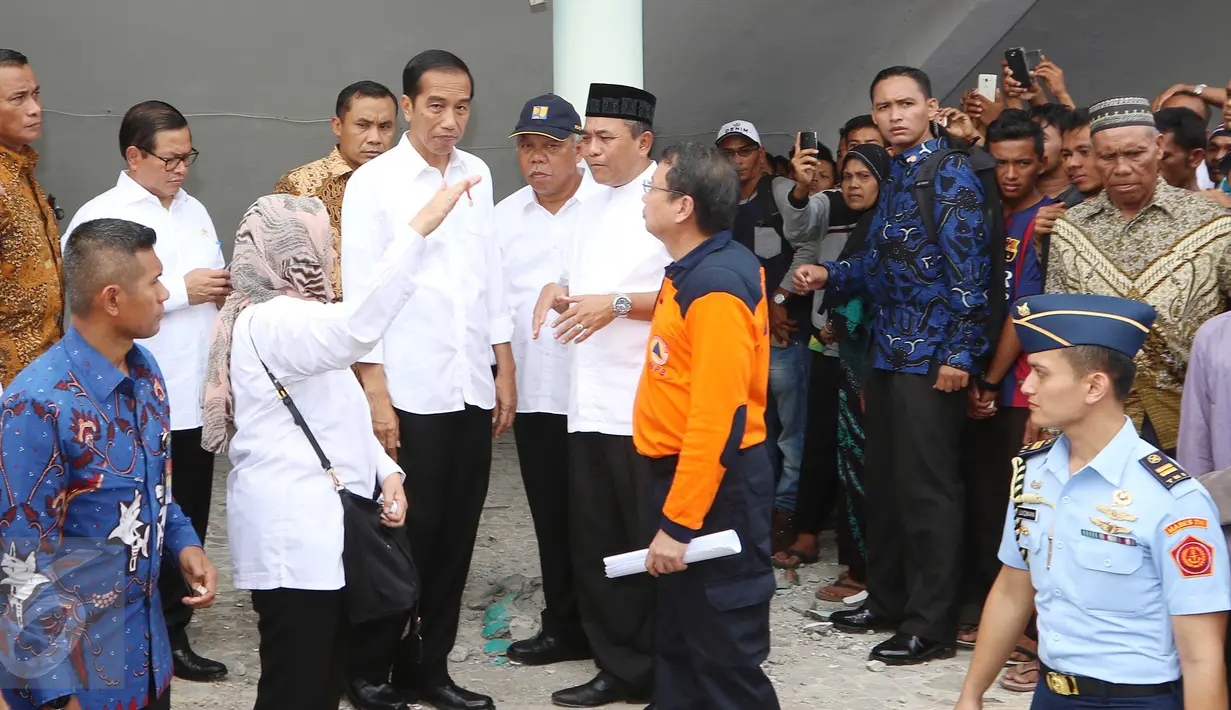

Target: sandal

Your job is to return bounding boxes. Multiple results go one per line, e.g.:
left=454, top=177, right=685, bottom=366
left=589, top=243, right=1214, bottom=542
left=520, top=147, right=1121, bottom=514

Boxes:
left=999, top=658, right=1040, bottom=692
left=816, top=573, right=866, bottom=602
left=772, top=547, right=820, bottom=569
left=956, top=626, right=978, bottom=649
left=1005, top=636, right=1038, bottom=666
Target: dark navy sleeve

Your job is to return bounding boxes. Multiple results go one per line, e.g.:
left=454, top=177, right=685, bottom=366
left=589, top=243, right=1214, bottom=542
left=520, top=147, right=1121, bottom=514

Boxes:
left=932, top=154, right=990, bottom=372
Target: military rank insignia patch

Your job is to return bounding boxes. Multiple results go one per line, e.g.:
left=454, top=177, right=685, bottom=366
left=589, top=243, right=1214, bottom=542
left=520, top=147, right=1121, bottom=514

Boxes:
left=1171, top=535, right=1214, bottom=578
left=1141, top=451, right=1189, bottom=489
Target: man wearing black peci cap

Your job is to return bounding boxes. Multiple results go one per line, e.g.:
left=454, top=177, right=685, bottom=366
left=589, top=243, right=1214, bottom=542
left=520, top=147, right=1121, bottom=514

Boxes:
left=498, top=93, right=599, bottom=668
left=532, top=82, right=671, bottom=707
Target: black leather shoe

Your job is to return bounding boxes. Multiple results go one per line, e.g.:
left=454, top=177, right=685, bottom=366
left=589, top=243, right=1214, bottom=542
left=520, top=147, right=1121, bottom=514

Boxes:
left=405, top=682, right=495, bottom=710
left=171, top=645, right=227, bottom=682
left=507, top=632, right=591, bottom=666
left=347, top=679, right=409, bottom=710
left=829, top=606, right=898, bottom=634
left=870, top=633, right=956, bottom=665
left=551, top=672, right=650, bottom=708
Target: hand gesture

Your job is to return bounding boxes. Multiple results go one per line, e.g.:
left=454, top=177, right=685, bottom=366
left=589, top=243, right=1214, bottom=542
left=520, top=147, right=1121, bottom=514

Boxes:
left=961, top=88, right=1003, bottom=127
left=790, top=133, right=819, bottom=196
left=379, top=475, right=408, bottom=528
left=937, top=108, right=979, bottom=143
left=792, top=264, right=829, bottom=293
left=1033, top=56, right=1072, bottom=106
left=185, top=268, right=232, bottom=306
left=1001, top=61, right=1036, bottom=107
left=1152, top=83, right=1191, bottom=112
left=178, top=547, right=218, bottom=609
left=1033, top=203, right=1068, bottom=237
left=935, top=364, right=970, bottom=393
left=645, top=529, right=689, bottom=576
left=409, top=175, right=483, bottom=237
left=552, top=294, right=616, bottom=344
left=532, top=283, right=569, bottom=340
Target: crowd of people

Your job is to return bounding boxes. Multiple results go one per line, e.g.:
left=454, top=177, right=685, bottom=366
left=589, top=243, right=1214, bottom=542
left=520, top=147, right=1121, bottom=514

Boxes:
left=2, top=41, right=1231, bottom=710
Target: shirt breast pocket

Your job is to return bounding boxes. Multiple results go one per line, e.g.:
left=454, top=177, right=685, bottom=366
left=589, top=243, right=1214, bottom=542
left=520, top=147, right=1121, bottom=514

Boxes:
left=753, top=226, right=782, bottom=260
left=1072, top=538, right=1147, bottom=614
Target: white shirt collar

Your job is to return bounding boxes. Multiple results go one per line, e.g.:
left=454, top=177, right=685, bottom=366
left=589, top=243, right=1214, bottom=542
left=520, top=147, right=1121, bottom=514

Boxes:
left=115, top=170, right=189, bottom=208
left=394, top=132, right=465, bottom=177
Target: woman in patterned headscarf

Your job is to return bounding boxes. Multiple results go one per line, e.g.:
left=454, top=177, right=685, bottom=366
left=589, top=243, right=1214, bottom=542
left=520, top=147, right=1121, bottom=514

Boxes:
left=203, top=179, right=476, bottom=710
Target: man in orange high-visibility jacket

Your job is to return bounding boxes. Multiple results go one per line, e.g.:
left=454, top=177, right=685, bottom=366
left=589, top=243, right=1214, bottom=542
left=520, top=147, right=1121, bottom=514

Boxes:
left=633, top=142, right=779, bottom=710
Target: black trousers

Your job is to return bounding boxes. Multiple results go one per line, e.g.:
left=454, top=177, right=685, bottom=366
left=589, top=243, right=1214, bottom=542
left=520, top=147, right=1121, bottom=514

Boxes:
left=647, top=446, right=780, bottom=710
left=252, top=587, right=345, bottom=710
left=568, top=432, right=654, bottom=690
left=512, top=413, right=583, bottom=639
left=795, top=352, right=841, bottom=535
left=391, top=405, right=492, bottom=687
left=159, top=426, right=215, bottom=646
left=863, top=369, right=966, bottom=643
left=959, top=406, right=1030, bottom=612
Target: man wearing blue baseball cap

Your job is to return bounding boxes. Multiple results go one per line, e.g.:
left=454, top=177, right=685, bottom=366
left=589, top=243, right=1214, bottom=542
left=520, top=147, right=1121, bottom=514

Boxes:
left=954, top=294, right=1231, bottom=710
left=497, top=93, right=599, bottom=668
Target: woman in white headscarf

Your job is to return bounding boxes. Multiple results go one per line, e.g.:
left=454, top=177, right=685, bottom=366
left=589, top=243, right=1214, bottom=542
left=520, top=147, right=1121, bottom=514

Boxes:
left=202, top=176, right=478, bottom=710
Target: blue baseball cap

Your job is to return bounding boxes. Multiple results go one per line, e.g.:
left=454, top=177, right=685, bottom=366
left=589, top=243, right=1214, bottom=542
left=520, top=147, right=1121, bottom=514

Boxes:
left=510, top=94, right=584, bottom=141
left=1011, top=293, right=1156, bottom=357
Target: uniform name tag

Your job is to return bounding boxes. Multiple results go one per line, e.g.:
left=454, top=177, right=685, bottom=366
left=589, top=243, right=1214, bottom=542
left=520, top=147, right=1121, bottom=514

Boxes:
left=1164, top=517, right=1209, bottom=536
left=1015, top=506, right=1038, bottom=521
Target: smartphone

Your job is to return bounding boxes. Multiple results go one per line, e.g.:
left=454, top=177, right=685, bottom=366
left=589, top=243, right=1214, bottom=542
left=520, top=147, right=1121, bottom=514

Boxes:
left=799, top=131, right=818, bottom=152
left=1004, top=47, right=1032, bottom=89
left=1024, top=49, right=1043, bottom=73
left=977, top=74, right=997, bottom=102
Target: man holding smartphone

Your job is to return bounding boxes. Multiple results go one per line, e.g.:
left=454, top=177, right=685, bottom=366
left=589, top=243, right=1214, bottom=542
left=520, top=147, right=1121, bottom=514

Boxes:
left=800, top=66, right=993, bottom=665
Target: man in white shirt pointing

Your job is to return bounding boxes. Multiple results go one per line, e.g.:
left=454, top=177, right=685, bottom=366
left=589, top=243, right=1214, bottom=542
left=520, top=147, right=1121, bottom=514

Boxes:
left=341, top=49, right=513, bottom=710
left=532, top=82, right=671, bottom=708
left=64, top=100, right=230, bottom=683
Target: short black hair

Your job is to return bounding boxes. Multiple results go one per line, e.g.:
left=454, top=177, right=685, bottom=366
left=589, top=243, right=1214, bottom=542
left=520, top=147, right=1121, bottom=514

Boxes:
left=841, top=114, right=877, bottom=140
left=0, top=49, right=28, bottom=69
left=814, top=142, right=837, bottom=172
left=402, top=49, right=472, bottom=100
left=659, top=142, right=739, bottom=236
left=987, top=109, right=1044, bottom=157
left=769, top=154, right=792, bottom=175
left=118, top=100, right=188, bottom=158
left=63, top=218, right=158, bottom=316
left=870, top=66, right=932, bottom=101
left=335, top=80, right=396, bottom=119
left=1060, top=345, right=1137, bottom=401
left=1059, top=107, right=1090, bottom=134
left=1164, top=90, right=1214, bottom=123
left=1029, top=103, right=1073, bottom=131
left=1155, top=107, right=1208, bottom=153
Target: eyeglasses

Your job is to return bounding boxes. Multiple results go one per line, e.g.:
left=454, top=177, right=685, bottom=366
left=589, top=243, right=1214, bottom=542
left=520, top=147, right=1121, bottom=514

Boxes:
left=143, top=148, right=200, bottom=171
left=642, top=180, right=687, bottom=197
left=720, top=146, right=760, bottom=159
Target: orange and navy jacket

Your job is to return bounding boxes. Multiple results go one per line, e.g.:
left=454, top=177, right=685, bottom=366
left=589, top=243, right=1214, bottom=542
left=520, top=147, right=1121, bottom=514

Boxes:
left=633, top=230, right=770, bottom=543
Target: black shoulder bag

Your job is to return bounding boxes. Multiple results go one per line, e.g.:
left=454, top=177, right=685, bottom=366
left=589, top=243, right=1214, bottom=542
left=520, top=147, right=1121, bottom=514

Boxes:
left=249, top=330, right=419, bottom=625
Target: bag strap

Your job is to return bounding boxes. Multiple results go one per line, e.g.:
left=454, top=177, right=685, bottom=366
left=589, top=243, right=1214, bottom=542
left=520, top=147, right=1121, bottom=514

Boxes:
left=247, top=321, right=342, bottom=490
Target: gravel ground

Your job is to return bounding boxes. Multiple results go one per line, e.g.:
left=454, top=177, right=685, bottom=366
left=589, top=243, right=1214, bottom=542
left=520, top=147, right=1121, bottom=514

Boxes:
left=169, top=436, right=1034, bottom=709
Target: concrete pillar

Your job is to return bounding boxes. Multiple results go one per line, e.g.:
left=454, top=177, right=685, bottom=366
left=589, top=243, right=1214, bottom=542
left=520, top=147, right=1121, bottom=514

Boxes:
left=552, top=0, right=644, bottom=114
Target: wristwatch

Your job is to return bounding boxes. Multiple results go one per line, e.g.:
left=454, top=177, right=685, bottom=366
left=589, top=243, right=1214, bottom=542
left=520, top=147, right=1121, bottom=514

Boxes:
left=1195, top=84, right=1208, bottom=96
left=772, top=292, right=788, bottom=306
left=978, top=378, right=1003, bottom=392
left=612, top=293, right=632, bottom=318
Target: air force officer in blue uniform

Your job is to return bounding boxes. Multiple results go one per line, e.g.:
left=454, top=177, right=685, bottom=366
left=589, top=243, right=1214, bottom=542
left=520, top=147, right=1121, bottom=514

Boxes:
left=955, top=294, right=1231, bottom=710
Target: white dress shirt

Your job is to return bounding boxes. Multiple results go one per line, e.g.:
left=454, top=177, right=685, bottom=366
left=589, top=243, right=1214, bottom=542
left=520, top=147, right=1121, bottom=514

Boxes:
left=566, top=162, right=671, bottom=436
left=227, top=227, right=433, bottom=591
left=496, top=175, right=602, bottom=415
left=341, top=134, right=513, bottom=415
left=64, top=172, right=223, bottom=431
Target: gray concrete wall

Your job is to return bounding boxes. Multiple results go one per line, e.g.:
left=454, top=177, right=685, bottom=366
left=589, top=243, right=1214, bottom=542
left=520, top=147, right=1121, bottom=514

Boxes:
left=8, top=0, right=1225, bottom=255
left=942, top=0, right=1231, bottom=126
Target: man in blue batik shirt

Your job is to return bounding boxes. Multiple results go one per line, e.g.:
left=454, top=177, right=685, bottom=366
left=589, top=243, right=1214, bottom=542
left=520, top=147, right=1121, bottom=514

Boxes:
left=801, top=66, right=992, bottom=665
left=0, top=218, right=217, bottom=710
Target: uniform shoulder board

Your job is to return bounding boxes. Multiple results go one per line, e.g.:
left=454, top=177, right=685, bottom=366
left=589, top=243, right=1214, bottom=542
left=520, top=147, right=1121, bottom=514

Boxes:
left=1017, top=437, right=1057, bottom=460
left=1139, top=450, right=1190, bottom=490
